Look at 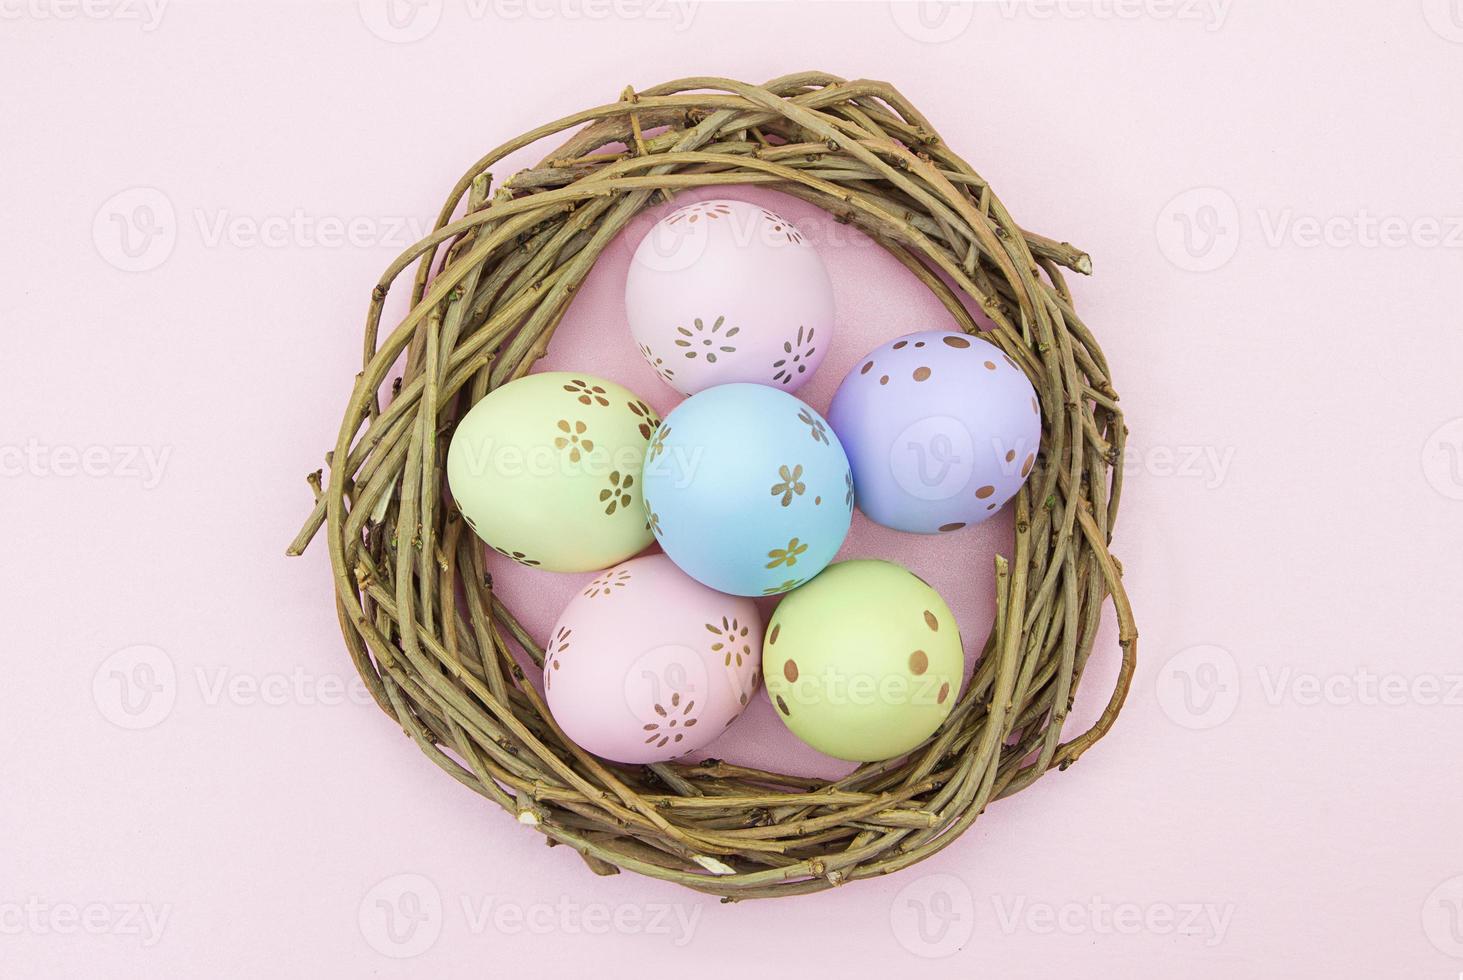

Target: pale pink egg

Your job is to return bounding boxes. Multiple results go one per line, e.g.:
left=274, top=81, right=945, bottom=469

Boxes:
left=625, top=198, right=834, bottom=395
left=543, top=554, right=762, bottom=764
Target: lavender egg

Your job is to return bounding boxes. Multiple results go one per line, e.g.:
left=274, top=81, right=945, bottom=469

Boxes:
left=827, top=330, right=1042, bottom=534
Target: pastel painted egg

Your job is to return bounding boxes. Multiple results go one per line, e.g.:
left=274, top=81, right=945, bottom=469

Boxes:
left=544, top=555, right=762, bottom=764
left=642, top=383, right=852, bottom=596
left=762, top=559, right=964, bottom=762
left=625, top=198, right=833, bottom=395
left=827, top=330, right=1042, bottom=534
left=446, top=371, right=658, bottom=572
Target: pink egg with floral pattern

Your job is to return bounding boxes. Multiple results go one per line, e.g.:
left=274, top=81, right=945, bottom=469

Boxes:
left=543, top=554, right=762, bottom=764
left=625, top=198, right=833, bottom=395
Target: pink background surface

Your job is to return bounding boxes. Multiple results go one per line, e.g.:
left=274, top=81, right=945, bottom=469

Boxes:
left=5, top=2, right=1462, bottom=976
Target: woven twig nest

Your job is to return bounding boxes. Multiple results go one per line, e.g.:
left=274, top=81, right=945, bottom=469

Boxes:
left=288, top=72, right=1138, bottom=900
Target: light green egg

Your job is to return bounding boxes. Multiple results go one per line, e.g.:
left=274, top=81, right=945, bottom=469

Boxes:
left=446, top=372, right=658, bottom=572
left=763, top=559, right=964, bottom=761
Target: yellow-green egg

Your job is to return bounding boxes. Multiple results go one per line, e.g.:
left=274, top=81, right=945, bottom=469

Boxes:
left=763, top=559, right=964, bottom=761
left=446, top=372, right=658, bottom=572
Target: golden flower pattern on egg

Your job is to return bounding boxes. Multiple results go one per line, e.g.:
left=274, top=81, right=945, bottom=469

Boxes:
left=563, top=378, right=609, bottom=407
left=627, top=399, right=660, bottom=440
left=796, top=408, right=829, bottom=445
left=759, top=208, right=805, bottom=245
left=706, top=616, right=753, bottom=669
left=543, top=626, right=572, bottom=691
left=647, top=424, right=670, bottom=463
left=766, top=538, right=809, bottom=569
left=641, top=691, right=699, bottom=750
left=772, top=326, right=816, bottom=385
left=770, top=464, right=806, bottom=507
left=675, top=315, right=739, bottom=363
left=584, top=568, right=631, bottom=598
left=491, top=545, right=542, bottom=567
left=638, top=342, right=675, bottom=383
left=554, top=419, right=593, bottom=462
left=667, top=201, right=732, bottom=224
left=599, top=470, right=635, bottom=515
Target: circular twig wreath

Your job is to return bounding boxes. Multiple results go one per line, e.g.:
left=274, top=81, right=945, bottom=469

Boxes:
left=288, top=73, right=1138, bottom=900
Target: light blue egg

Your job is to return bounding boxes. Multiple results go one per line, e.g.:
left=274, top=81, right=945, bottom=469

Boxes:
left=643, top=384, right=852, bottom=596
